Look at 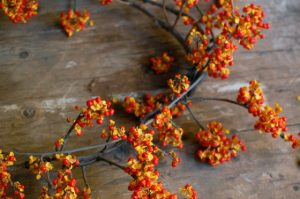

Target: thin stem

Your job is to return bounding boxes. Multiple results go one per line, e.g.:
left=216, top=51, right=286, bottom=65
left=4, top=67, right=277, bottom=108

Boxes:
left=162, top=0, right=171, bottom=25
left=185, top=105, right=205, bottom=129
left=79, top=153, right=126, bottom=170
left=230, top=0, right=235, bottom=16
left=73, top=0, right=77, bottom=10
left=195, top=4, right=204, bottom=16
left=120, top=0, right=190, bottom=53
left=195, top=4, right=215, bottom=43
left=172, top=0, right=187, bottom=28
left=60, top=113, right=83, bottom=151
left=46, top=171, right=53, bottom=190
left=146, top=0, right=204, bottom=34
left=81, top=166, right=90, bottom=187
left=148, top=0, right=205, bottom=34
left=98, top=156, right=126, bottom=170
left=145, top=0, right=190, bottom=18
left=170, top=119, right=179, bottom=128
left=191, top=97, right=248, bottom=109
left=14, top=139, right=121, bottom=157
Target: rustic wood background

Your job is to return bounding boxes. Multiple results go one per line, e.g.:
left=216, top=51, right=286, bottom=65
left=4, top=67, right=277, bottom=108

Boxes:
left=0, top=0, right=300, bottom=198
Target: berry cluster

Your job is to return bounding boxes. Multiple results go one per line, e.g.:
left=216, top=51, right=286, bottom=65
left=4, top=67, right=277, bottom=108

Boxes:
left=0, top=150, right=25, bottom=198
left=28, top=156, right=53, bottom=180
left=55, top=154, right=80, bottom=169
left=72, top=97, right=114, bottom=137
left=100, top=119, right=127, bottom=140
left=186, top=1, right=270, bottom=79
left=174, top=0, right=200, bottom=10
left=125, top=124, right=177, bottom=199
left=123, top=96, right=150, bottom=118
left=180, top=184, right=198, bottom=199
left=99, top=0, right=113, bottom=5
left=236, top=80, right=264, bottom=116
left=60, top=9, right=93, bottom=37
left=0, top=0, right=38, bottom=23
left=123, top=93, right=190, bottom=119
left=167, top=74, right=190, bottom=96
left=255, top=104, right=288, bottom=138
left=210, top=2, right=270, bottom=49
left=40, top=172, right=91, bottom=199
left=51, top=169, right=80, bottom=198
left=13, top=181, right=25, bottom=199
left=237, top=80, right=300, bottom=148
left=54, top=138, right=65, bottom=150
left=186, top=28, right=209, bottom=69
left=195, top=122, right=246, bottom=166
left=152, top=107, right=184, bottom=148
left=182, top=16, right=194, bottom=25
left=207, top=35, right=237, bottom=79
left=169, top=150, right=181, bottom=168
left=150, top=52, right=174, bottom=74
left=235, top=4, right=271, bottom=49
left=82, top=186, right=92, bottom=199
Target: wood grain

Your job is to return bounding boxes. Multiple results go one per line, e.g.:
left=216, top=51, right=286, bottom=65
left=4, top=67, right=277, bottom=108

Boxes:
left=0, top=0, right=300, bottom=198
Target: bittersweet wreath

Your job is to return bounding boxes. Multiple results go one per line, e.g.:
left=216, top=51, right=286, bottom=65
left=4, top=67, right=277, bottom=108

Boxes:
left=0, top=0, right=299, bottom=198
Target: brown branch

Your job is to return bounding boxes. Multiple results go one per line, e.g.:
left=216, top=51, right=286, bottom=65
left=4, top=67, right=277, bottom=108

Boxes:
left=81, top=166, right=90, bottom=187
left=191, top=96, right=248, bottom=109
left=172, top=0, right=187, bottom=28
left=185, top=104, right=205, bottom=130
left=162, top=0, right=171, bottom=25
left=79, top=153, right=126, bottom=170
left=121, top=0, right=190, bottom=53
left=59, top=113, right=84, bottom=151
left=13, top=139, right=122, bottom=157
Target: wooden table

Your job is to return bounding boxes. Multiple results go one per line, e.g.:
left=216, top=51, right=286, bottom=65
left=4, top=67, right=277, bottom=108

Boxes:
left=0, top=0, right=299, bottom=198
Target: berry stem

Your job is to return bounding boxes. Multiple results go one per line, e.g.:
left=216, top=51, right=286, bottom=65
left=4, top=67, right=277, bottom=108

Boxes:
left=191, top=96, right=248, bottom=109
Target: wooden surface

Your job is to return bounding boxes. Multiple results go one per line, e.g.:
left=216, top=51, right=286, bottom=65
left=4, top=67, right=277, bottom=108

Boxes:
left=1, top=0, right=300, bottom=198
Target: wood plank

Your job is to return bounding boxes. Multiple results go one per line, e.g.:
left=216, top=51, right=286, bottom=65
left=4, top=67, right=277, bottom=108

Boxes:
left=0, top=0, right=300, bottom=198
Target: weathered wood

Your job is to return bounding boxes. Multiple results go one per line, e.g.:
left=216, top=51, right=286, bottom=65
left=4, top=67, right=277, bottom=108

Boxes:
left=0, top=0, right=300, bottom=198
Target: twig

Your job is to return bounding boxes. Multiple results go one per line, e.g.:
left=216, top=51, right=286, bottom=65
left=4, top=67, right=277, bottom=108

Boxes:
left=73, top=0, right=77, bottom=10
left=81, top=166, right=90, bottom=187
left=185, top=105, right=205, bottom=129
left=121, top=0, right=190, bottom=53
left=46, top=171, right=53, bottom=190
left=191, top=96, right=248, bottom=109
left=14, top=139, right=122, bottom=157
left=59, top=113, right=83, bottom=151
left=231, top=0, right=235, bottom=16
left=162, top=0, right=171, bottom=25
left=145, top=0, right=204, bottom=34
left=195, top=4, right=204, bottom=16
left=76, top=148, right=126, bottom=169
left=172, top=0, right=187, bottom=28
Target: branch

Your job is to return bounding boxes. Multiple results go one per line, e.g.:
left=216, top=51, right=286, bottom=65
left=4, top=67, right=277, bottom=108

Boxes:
left=185, top=105, right=205, bottom=129
left=145, top=0, right=205, bottom=34
left=119, top=0, right=190, bottom=53
left=59, top=113, right=84, bottom=151
left=79, top=153, right=126, bottom=170
left=162, top=0, right=171, bottom=25
left=172, top=0, right=187, bottom=28
left=142, top=72, right=207, bottom=125
left=13, top=139, right=121, bottom=157
left=81, top=166, right=90, bottom=187
left=191, top=96, right=248, bottom=109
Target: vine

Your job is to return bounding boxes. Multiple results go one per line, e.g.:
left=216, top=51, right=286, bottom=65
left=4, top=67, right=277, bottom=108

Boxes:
left=0, top=0, right=299, bottom=199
